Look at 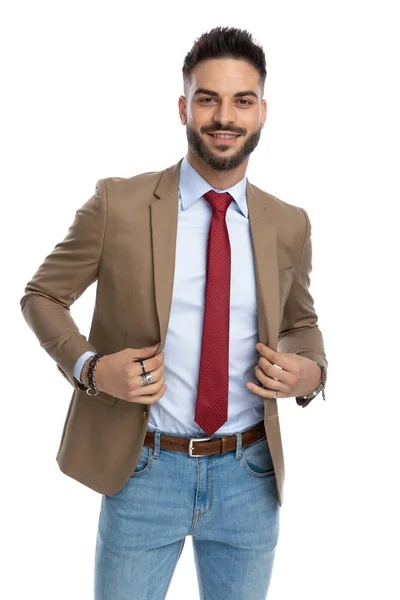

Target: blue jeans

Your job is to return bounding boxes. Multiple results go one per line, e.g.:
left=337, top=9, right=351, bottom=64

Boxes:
left=94, top=421, right=280, bottom=600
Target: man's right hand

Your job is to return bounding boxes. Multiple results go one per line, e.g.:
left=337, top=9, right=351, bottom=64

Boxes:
left=93, top=344, right=166, bottom=404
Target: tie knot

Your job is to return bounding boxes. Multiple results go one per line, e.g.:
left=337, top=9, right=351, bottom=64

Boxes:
left=203, top=190, right=233, bottom=213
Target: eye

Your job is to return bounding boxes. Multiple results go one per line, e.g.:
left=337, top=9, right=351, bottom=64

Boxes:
left=198, top=97, right=253, bottom=106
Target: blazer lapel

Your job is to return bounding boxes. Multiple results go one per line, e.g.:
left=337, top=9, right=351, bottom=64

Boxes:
left=246, top=180, right=280, bottom=351
left=246, top=180, right=280, bottom=419
left=151, top=159, right=183, bottom=351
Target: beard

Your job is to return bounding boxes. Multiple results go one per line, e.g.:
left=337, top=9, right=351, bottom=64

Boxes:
left=186, top=124, right=262, bottom=172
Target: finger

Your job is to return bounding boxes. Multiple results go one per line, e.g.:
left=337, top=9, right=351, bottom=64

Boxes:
left=254, top=365, right=288, bottom=393
left=131, top=344, right=160, bottom=360
left=130, top=370, right=166, bottom=399
left=131, top=383, right=167, bottom=405
left=246, top=380, right=284, bottom=399
left=256, top=343, right=277, bottom=360
left=131, top=353, right=164, bottom=376
left=257, top=344, right=291, bottom=372
left=133, top=363, right=164, bottom=389
left=258, top=357, right=291, bottom=383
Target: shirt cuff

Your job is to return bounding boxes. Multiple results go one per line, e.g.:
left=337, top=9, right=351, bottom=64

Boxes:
left=73, top=351, right=96, bottom=383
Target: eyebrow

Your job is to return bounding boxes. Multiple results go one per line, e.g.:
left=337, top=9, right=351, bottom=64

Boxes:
left=194, top=87, right=259, bottom=99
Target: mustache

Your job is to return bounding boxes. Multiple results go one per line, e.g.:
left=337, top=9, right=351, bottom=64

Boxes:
left=201, top=126, right=245, bottom=136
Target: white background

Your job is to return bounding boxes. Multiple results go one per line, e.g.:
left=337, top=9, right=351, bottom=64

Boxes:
left=1, top=1, right=399, bottom=598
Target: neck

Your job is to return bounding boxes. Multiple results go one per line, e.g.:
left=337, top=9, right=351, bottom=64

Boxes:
left=187, top=149, right=248, bottom=190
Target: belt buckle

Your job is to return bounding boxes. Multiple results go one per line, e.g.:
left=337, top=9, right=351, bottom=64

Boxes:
left=188, top=436, right=212, bottom=457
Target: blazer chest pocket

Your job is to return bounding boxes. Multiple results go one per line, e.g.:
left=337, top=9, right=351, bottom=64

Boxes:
left=279, top=266, right=295, bottom=320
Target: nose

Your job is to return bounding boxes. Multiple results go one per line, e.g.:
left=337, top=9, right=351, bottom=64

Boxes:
left=212, top=99, right=236, bottom=126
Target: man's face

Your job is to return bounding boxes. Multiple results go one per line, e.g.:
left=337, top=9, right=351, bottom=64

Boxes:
left=180, top=58, right=266, bottom=172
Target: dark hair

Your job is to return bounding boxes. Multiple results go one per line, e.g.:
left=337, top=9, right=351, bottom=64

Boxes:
left=182, top=26, right=267, bottom=96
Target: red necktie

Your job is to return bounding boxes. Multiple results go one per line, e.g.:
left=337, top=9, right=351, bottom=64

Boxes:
left=195, top=190, right=233, bottom=435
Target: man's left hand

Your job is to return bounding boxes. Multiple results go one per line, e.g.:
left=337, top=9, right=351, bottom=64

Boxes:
left=246, top=343, right=321, bottom=399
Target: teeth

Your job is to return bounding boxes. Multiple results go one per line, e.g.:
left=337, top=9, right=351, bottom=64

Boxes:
left=212, top=134, right=237, bottom=139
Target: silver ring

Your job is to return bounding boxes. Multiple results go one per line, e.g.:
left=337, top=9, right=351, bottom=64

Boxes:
left=139, top=360, right=146, bottom=375
left=274, top=390, right=278, bottom=399
left=141, top=372, right=153, bottom=386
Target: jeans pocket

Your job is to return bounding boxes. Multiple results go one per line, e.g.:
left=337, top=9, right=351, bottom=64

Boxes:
left=130, top=444, right=154, bottom=477
left=240, top=437, right=275, bottom=478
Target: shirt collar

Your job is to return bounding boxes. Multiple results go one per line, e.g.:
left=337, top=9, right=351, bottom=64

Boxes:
left=179, top=155, right=248, bottom=218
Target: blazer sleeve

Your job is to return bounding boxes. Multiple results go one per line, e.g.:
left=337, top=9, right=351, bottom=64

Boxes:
left=277, top=207, right=328, bottom=407
left=20, top=180, right=106, bottom=391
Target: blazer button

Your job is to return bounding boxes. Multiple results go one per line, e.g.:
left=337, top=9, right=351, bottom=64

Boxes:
left=142, top=410, right=147, bottom=418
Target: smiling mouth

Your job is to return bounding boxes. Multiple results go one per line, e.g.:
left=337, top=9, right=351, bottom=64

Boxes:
left=207, top=133, right=241, bottom=139
left=207, top=133, right=241, bottom=147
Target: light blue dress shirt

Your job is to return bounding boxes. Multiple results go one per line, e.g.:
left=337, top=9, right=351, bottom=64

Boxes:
left=74, top=155, right=264, bottom=435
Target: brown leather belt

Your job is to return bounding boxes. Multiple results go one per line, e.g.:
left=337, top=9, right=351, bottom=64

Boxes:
left=143, top=420, right=266, bottom=457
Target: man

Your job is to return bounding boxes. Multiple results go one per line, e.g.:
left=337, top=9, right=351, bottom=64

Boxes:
left=21, top=26, right=327, bottom=600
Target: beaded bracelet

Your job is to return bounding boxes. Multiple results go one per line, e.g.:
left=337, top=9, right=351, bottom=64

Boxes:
left=80, top=356, right=93, bottom=387
left=86, top=353, right=105, bottom=396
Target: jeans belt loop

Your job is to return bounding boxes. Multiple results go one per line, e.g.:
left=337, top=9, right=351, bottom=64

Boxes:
left=153, top=430, right=161, bottom=458
left=220, top=435, right=228, bottom=455
left=235, top=432, right=243, bottom=460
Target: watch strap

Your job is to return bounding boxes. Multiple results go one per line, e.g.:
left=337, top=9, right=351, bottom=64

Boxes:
left=295, top=361, right=327, bottom=404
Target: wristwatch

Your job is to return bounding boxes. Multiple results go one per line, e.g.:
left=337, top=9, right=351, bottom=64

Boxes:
left=296, top=361, right=327, bottom=405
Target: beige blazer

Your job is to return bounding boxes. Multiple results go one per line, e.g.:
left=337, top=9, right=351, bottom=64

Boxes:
left=20, top=157, right=327, bottom=507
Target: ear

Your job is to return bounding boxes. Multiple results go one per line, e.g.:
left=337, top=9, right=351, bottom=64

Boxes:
left=261, top=99, right=267, bottom=128
left=178, top=95, right=187, bottom=125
